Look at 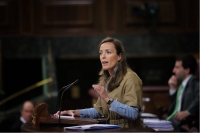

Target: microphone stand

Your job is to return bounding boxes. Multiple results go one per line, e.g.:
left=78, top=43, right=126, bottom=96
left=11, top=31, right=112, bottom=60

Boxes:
left=58, top=79, right=78, bottom=127
left=56, top=82, right=75, bottom=110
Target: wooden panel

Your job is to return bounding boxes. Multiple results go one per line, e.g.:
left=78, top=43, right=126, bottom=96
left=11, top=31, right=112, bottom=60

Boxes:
left=0, top=0, right=198, bottom=35
left=0, top=3, right=8, bottom=25
left=0, top=0, right=19, bottom=35
left=42, top=1, right=93, bottom=25
left=121, top=0, right=183, bottom=33
left=153, top=93, right=170, bottom=107
left=185, top=0, right=199, bottom=31
left=143, top=93, right=154, bottom=113
left=158, top=1, right=176, bottom=23
left=124, top=1, right=148, bottom=24
left=19, top=0, right=33, bottom=34
left=142, top=86, right=170, bottom=115
left=34, top=0, right=100, bottom=35
left=101, top=0, right=121, bottom=33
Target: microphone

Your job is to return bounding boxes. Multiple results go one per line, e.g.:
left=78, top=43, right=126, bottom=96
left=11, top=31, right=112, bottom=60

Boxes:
left=58, top=79, right=78, bottom=127
left=56, top=82, right=77, bottom=110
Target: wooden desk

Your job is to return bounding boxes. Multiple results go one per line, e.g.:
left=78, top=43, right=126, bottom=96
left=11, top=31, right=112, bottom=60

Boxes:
left=21, top=122, right=155, bottom=132
left=27, top=102, right=155, bottom=132
left=42, top=114, right=98, bottom=125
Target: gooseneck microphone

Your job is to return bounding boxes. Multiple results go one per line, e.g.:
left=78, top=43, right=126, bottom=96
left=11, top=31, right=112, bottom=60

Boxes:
left=58, top=79, right=78, bottom=127
left=56, top=82, right=76, bottom=110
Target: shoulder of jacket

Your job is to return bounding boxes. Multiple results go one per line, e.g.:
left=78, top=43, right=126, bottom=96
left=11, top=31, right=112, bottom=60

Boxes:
left=186, top=76, right=199, bottom=89
left=189, top=75, right=199, bottom=83
left=124, top=69, right=142, bottom=83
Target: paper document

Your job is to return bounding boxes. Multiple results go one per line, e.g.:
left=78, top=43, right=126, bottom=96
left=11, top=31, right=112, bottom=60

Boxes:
left=141, top=113, right=157, bottom=118
left=58, top=115, right=74, bottom=119
left=154, top=128, right=174, bottom=131
left=64, top=124, right=120, bottom=131
left=143, top=119, right=174, bottom=131
left=143, top=119, right=172, bottom=124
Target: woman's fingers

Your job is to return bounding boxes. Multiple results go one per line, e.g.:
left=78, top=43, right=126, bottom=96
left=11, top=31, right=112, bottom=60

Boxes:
left=92, top=84, right=109, bottom=102
left=54, top=111, right=59, bottom=116
left=68, top=111, right=75, bottom=117
left=92, top=85, right=103, bottom=93
left=54, top=110, right=67, bottom=116
left=54, top=110, right=79, bottom=117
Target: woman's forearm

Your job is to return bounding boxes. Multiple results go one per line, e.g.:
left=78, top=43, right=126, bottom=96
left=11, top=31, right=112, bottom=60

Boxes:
left=79, top=108, right=101, bottom=118
left=110, top=100, right=139, bottom=120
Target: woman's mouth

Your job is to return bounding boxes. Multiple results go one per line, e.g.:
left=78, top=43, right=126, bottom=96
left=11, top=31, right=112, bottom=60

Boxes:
left=102, top=61, right=108, bottom=65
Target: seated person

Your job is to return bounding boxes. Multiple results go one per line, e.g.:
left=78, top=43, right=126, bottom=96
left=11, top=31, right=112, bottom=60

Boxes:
left=166, top=55, right=199, bottom=131
left=10, top=101, right=34, bottom=132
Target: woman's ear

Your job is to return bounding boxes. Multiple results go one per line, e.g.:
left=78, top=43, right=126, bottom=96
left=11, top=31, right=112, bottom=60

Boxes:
left=118, top=53, right=121, bottom=61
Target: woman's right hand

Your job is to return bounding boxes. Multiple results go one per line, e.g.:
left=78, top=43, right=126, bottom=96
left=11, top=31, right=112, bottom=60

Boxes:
left=54, top=110, right=80, bottom=117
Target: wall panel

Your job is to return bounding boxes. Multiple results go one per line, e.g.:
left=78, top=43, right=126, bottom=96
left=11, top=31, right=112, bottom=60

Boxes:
left=142, top=86, right=170, bottom=116
left=185, top=0, right=199, bottom=31
left=0, top=0, right=198, bottom=35
left=0, top=3, right=8, bottom=25
left=0, top=0, right=19, bottom=34
left=19, top=0, right=33, bottom=34
left=34, top=0, right=101, bottom=35
left=121, top=0, right=185, bottom=33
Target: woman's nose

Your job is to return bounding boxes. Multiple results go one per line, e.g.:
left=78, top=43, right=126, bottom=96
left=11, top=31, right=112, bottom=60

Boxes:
left=101, top=53, right=106, bottom=59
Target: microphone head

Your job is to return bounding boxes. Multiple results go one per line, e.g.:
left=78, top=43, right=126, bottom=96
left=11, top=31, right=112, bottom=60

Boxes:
left=58, top=79, right=79, bottom=93
left=56, top=79, right=79, bottom=110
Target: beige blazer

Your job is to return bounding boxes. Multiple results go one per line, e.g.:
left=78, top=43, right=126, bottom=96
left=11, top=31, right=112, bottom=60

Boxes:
left=94, top=69, right=143, bottom=128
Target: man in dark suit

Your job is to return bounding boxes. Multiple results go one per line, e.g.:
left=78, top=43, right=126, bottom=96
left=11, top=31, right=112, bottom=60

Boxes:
left=10, top=101, right=34, bottom=132
left=166, top=55, right=199, bottom=131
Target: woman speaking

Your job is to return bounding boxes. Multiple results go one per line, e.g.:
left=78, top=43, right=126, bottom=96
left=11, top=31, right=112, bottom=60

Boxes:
left=54, top=37, right=143, bottom=128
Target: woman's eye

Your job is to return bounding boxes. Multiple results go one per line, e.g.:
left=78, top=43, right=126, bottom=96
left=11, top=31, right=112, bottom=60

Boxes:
left=107, top=51, right=111, bottom=54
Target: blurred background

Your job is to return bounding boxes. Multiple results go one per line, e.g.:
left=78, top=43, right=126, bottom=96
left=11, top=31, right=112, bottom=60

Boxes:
left=0, top=0, right=199, bottom=123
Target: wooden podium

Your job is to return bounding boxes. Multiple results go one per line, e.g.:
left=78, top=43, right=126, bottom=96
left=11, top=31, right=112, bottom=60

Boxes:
left=32, top=102, right=97, bottom=126
left=21, top=102, right=155, bottom=132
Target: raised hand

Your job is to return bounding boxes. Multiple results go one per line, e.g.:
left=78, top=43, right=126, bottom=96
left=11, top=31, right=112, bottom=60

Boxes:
left=92, top=84, right=109, bottom=103
left=168, top=75, right=178, bottom=90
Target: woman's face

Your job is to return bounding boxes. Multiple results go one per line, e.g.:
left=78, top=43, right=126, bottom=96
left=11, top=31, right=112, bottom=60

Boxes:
left=99, top=42, right=121, bottom=75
